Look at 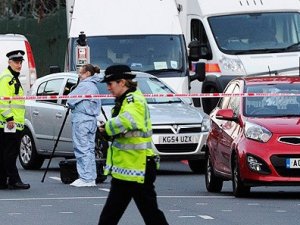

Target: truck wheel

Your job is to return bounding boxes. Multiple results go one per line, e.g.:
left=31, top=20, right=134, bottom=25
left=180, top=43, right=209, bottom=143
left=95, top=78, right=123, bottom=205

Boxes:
left=205, top=154, right=223, bottom=192
left=188, top=159, right=206, bottom=174
left=202, top=87, right=220, bottom=114
left=19, top=128, right=44, bottom=170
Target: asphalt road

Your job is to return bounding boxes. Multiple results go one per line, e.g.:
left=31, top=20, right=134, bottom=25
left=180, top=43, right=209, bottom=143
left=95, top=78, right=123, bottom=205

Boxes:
left=0, top=159, right=300, bottom=225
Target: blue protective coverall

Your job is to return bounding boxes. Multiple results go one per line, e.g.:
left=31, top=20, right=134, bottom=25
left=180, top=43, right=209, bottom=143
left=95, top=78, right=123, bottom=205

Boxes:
left=66, top=75, right=101, bottom=182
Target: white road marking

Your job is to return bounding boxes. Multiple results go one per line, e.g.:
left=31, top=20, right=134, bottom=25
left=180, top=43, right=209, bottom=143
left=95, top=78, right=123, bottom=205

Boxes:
left=93, top=204, right=104, bottom=206
left=98, top=188, right=110, bottom=192
left=221, top=209, right=232, bottom=212
left=169, top=210, right=180, bottom=212
left=198, top=215, right=214, bottom=219
left=196, top=202, right=208, bottom=205
left=8, top=213, right=22, bottom=215
left=0, top=195, right=233, bottom=202
left=41, top=205, right=53, bottom=207
left=247, top=203, right=260, bottom=206
left=59, top=212, right=74, bottom=214
left=275, top=210, right=287, bottom=213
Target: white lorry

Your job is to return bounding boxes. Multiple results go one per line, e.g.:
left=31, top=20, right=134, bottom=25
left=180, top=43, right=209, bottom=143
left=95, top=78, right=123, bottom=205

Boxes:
left=65, top=0, right=193, bottom=97
left=176, top=0, right=300, bottom=113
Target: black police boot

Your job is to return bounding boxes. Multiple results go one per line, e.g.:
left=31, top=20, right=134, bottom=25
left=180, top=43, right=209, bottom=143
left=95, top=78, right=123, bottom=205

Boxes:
left=8, top=182, right=30, bottom=190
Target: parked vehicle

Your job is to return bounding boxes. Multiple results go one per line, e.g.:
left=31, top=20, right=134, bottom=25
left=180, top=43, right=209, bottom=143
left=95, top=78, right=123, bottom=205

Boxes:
left=20, top=72, right=210, bottom=173
left=0, top=33, right=37, bottom=95
left=176, top=0, right=300, bottom=113
left=205, top=75, right=300, bottom=197
left=64, top=0, right=194, bottom=98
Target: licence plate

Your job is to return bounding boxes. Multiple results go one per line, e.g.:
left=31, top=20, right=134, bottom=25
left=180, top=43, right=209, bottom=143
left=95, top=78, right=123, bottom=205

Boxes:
left=159, top=135, right=199, bottom=144
left=286, top=158, right=300, bottom=169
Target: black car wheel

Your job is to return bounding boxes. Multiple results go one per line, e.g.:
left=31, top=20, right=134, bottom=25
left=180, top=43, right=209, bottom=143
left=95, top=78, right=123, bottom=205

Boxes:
left=205, top=154, right=223, bottom=192
left=19, top=128, right=44, bottom=170
left=232, top=154, right=250, bottom=197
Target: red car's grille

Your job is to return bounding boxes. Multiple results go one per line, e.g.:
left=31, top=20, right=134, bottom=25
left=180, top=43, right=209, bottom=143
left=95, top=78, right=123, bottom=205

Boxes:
left=278, top=137, right=300, bottom=145
left=270, top=155, right=300, bottom=177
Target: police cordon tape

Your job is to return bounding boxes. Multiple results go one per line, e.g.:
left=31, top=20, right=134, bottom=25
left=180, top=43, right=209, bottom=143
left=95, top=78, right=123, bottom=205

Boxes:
left=1, top=92, right=300, bottom=101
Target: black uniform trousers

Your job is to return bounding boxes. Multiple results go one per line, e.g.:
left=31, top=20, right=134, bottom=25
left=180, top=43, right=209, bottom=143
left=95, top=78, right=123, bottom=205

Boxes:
left=0, top=128, right=23, bottom=185
left=98, top=157, right=169, bottom=225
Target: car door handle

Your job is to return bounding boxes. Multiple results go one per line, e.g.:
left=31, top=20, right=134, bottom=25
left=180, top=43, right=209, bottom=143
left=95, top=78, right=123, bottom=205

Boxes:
left=32, top=111, right=39, bottom=116
left=56, top=113, right=63, bottom=118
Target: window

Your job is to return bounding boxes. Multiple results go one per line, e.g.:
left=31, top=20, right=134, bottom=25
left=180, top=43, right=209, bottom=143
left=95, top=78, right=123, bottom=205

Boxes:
left=37, top=78, right=64, bottom=103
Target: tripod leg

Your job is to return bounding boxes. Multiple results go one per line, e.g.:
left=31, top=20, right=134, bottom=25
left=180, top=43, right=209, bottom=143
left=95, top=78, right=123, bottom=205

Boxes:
left=41, top=108, right=70, bottom=182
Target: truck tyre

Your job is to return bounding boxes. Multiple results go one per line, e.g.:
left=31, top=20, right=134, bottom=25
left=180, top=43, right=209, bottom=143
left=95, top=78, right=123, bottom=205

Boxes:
left=19, top=128, right=44, bottom=170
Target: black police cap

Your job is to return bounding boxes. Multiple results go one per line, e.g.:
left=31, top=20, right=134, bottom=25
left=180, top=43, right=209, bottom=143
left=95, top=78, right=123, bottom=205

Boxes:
left=101, top=64, right=136, bottom=83
left=6, top=50, right=25, bottom=61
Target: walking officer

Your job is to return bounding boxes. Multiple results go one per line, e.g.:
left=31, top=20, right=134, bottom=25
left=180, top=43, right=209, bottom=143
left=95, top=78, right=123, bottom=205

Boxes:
left=0, top=50, right=30, bottom=190
left=98, top=64, right=169, bottom=225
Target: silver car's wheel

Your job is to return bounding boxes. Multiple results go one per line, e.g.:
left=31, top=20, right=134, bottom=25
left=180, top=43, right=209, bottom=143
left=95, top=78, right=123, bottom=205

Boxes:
left=205, top=154, right=223, bottom=192
left=19, top=128, right=44, bottom=170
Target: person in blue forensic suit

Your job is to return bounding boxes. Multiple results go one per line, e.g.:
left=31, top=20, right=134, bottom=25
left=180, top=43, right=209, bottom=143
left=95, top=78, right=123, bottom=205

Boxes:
left=67, top=64, right=101, bottom=187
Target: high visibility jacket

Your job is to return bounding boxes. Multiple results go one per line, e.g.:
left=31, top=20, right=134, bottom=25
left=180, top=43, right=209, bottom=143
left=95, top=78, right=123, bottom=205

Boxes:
left=0, top=68, right=25, bottom=131
left=104, top=89, right=155, bottom=184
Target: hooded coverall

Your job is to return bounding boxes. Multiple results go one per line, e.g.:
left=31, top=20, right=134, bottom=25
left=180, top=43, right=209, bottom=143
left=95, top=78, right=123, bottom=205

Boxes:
left=67, top=75, right=101, bottom=182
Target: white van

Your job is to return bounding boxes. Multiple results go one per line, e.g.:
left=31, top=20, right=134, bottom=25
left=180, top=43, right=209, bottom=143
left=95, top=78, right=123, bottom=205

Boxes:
left=0, top=34, right=37, bottom=95
left=176, top=0, right=300, bottom=113
left=65, top=0, right=192, bottom=96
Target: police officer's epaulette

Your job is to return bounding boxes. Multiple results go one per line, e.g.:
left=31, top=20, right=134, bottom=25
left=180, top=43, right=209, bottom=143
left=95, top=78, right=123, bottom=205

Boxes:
left=126, top=94, right=134, bottom=104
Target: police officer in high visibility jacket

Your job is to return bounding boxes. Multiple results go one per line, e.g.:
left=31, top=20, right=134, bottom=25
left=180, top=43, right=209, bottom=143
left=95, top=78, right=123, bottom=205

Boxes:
left=0, top=50, right=30, bottom=190
left=98, top=65, right=169, bottom=225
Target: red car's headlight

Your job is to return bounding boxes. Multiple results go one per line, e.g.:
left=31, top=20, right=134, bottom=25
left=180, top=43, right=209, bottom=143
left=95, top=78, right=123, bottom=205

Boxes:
left=244, top=122, right=272, bottom=143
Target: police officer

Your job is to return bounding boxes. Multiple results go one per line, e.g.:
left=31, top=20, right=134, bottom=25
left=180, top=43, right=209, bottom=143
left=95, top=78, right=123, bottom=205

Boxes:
left=98, top=65, right=169, bottom=225
left=0, top=50, right=30, bottom=190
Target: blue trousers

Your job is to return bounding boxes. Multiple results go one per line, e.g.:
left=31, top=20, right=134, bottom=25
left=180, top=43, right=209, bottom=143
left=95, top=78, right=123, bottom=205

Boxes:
left=72, top=120, right=97, bottom=182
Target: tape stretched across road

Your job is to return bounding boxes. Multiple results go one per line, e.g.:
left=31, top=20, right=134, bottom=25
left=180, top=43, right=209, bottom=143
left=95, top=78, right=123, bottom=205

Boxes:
left=1, top=92, right=300, bottom=101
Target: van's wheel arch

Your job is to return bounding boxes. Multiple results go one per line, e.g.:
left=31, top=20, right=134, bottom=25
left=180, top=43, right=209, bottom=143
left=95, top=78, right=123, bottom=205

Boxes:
left=19, top=127, right=44, bottom=170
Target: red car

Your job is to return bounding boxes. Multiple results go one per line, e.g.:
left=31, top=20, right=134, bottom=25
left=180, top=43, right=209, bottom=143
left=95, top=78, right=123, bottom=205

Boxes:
left=205, top=76, right=300, bottom=197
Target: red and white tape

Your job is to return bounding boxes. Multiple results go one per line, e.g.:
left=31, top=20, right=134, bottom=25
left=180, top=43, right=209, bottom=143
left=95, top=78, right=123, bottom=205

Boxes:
left=1, top=92, right=300, bottom=101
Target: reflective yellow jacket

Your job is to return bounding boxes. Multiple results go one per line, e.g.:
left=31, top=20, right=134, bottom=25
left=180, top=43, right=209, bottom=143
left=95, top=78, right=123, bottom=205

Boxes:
left=104, top=89, right=155, bottom=184
left=0, top=68, right=25, bottom=131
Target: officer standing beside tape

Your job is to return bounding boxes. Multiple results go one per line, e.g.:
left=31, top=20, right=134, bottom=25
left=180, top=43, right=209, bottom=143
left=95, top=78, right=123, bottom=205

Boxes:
left=98, top=65, right=169, bottom=225
left=0, top=50, right=30, bottom=190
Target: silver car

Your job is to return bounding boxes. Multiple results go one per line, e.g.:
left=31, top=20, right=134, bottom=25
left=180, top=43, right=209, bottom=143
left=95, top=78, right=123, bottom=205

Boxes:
left=19, top=72, right=210, bottom=173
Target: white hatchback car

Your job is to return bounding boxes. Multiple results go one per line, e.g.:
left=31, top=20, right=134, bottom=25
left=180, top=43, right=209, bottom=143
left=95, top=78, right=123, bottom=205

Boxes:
left=19, top=72, right=210, bottom=173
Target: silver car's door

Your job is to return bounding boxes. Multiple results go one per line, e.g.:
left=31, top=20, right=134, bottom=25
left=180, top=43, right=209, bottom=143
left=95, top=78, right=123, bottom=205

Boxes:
left=54, top=78, right=77, bottom=155
left=31, top=78, right=65, bottom=152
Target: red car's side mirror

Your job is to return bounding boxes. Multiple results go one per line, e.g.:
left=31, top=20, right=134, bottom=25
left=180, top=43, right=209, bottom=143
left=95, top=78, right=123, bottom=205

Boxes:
left=216, top=109, right=237, bottom=121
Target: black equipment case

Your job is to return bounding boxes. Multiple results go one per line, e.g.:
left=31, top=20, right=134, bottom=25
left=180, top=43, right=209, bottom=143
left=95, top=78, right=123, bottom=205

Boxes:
left=59, top=158, right=107, bottom=184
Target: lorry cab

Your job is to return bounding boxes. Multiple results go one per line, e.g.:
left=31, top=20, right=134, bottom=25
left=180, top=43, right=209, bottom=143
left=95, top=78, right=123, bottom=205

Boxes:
left=176, top=0, right=300, bottom=113
left=65, top=0, right=191, bottom=96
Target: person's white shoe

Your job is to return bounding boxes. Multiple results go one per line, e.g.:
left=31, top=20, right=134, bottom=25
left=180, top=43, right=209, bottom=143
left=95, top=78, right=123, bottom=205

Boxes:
left=70, top=179, right=81, bottom=186
left=70, top=179, right=96, bottom=187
